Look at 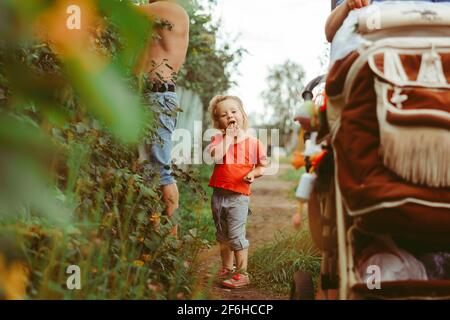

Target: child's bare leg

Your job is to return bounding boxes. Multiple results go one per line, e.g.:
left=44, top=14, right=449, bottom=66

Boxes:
left=220, top=243, right=234, bottom=270
left=234, top=248, right=248, bottom=273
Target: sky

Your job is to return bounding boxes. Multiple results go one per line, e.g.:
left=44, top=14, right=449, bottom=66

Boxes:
left=211, top=0, right=331, bottom=122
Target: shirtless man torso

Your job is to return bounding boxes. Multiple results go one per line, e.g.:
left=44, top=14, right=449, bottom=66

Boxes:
left=136, top=0, right=190, bottom=234
left=136, top=0, right=189, bottom=83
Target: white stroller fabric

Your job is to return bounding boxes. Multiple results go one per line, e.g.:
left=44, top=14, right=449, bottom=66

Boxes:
left=357, top=235, right=428, bottom=283
left=330, top=1, right=450, bottom=66
left=328, top=1, right=450, bottom=188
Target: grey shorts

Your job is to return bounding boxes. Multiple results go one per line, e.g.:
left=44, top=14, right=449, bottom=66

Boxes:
left=211, top=188, right=250, bottom=251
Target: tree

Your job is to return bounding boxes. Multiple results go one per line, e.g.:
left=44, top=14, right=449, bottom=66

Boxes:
left=133, top=0, right=244, bottom=113
left=177, top=0, right=245, bottom=115
left=261, top=60, right=306, bottom=147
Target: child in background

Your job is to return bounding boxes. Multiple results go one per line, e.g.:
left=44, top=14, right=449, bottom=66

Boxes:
left=207, top=95, right=269, bottom=289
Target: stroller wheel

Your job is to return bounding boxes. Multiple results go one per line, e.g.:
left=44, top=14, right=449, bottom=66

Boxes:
left=290, top=270, right=315, bottom=300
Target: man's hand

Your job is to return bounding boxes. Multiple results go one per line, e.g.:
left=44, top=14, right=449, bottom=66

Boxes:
left=292, top=212, right=302, bottom=230
left=325, top=0, right=370, bottom=42
left=243, top=171, right=255, bottom=184
left=346, top=0, right=370, bottom=10
left=294, top=116, right=316, bottom=132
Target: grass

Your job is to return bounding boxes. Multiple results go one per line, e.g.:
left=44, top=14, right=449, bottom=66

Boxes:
left=0, top=160, right=216, bottom=300
left=248, top=225, right=321, bottom=295
left=279, top=156, right=292, bottom=165
left=280, top=166, right=305, bottom=183
left=279, top=164, right=305, bottom=201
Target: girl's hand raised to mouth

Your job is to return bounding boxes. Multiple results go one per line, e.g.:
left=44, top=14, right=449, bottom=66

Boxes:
left=224, top=121, right=239, bottom=137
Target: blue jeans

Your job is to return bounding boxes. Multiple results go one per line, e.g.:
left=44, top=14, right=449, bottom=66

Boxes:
left=147, top=91, right=179, bottom=186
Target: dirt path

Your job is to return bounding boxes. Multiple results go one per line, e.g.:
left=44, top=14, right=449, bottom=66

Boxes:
left=194, top=163, right=298, bottom=300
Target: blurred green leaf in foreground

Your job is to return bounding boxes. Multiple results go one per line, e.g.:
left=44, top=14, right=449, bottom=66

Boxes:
left=0, top=0, right=243, bottom=299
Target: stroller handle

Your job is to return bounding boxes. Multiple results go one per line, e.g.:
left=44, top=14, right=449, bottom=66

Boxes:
left=302, top=74, right=327, bottom=101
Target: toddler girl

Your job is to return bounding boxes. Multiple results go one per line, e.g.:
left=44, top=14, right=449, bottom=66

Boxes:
left=207, top=95, right=268, bottom=289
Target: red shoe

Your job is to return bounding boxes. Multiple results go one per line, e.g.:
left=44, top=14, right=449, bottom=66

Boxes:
left=222, top=273, right=250, bottom=289
left=216, top=267, right=234, bottom=280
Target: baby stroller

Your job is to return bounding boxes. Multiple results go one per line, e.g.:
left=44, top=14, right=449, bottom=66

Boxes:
left=292, top=0, right=450, bottom=300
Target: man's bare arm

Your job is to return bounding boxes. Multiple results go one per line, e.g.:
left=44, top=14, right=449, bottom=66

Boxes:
left=138, top=2, right=188, bottom=30
left=325, top=0, right=370, bottom=42
left=325, top=2, right=350, bottom=42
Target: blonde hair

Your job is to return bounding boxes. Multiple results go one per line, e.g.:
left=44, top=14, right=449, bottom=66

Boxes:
left=208, top=95, right=249, bottom=130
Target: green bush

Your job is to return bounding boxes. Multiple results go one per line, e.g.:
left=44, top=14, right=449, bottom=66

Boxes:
left=177, top=164, right=216, bottom=244
left=0, top=0, right=241, bottom=299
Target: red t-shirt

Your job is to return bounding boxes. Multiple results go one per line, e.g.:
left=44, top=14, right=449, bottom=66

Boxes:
left=208, top=134, right=268, bottom=195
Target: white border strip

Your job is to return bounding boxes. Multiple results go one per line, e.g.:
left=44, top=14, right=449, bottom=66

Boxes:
left=343, top=37, right=450, bottom=102
left=344, top=196, right=450, bottom=217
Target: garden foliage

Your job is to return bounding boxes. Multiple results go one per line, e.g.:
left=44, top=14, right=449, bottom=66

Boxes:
left=0, top=0, right=241, bottom=299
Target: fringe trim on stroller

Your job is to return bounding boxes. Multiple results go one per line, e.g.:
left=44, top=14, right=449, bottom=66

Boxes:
left=379, top=124, right=450, bottom=188
left=371, top=47, right=450, bottom=188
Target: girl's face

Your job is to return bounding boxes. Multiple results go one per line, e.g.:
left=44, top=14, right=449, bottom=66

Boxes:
left=215, top=99, right=244, bottom=130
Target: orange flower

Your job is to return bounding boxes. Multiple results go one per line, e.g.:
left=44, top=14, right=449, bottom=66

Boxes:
left=0, top=255, right=29, bottom=300
left=142, top=254, right=151, bottom=262
left=177, top=292, right=185, bottom=300
left=147, top=282, right=162, bottom=292
left=133, top=260, right=144, bottom=267
left=149, top=213, right=161, bottom=225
